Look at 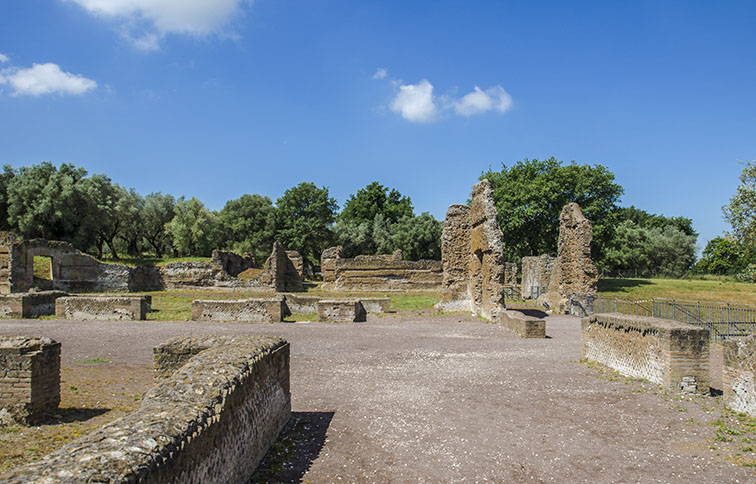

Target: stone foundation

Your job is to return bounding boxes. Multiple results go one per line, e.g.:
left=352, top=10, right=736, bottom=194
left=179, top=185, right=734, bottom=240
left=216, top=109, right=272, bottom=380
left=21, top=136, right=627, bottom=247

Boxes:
left=723, top=335, right=756, bottom=417
left=55, top=296, right=149, bottom=321
left=582, top=313, right=710, bottom=393
left=0, top=291, right=68, bottom=318
left=317, top=300, right=367, bottom=322
left=3, top=336, right=291, bottom=483
left=498, top=310, right=547, bottom=338
left=0, top=336, right=60, bottom=425
left=190, top=298, right=286, bottom=322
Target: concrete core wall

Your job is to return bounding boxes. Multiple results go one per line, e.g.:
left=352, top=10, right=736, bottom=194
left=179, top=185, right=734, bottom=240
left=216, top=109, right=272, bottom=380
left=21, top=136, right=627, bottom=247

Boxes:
left=723, top=335, right=756, bottom=417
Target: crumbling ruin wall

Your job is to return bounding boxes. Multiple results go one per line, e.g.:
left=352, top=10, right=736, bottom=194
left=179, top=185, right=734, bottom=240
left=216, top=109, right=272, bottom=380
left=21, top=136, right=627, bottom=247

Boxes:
left=723, top=335, right=756, bottom=417
left=0, top=336, right=60, bottom=426
left=521, top=255, right=555, bottom=300
left=439, top=180, right=507, bottom=321
left=320, top=248, right=442, bottom=292
left=55, top=296, right=149, bottom=321
left=582, top=313, right=710, bottom=393
left=543, top=203, right=598, bottom=316
left=0, top=291, right=68, bottom=318
left=3, top=336, right=291, bottom=483
left=0, top=233, right=131, bottom=293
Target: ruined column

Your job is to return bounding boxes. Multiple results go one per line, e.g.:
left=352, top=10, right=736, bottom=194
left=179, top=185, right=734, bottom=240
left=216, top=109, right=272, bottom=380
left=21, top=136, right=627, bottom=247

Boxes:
left=438, top=204, right=472, bottom=312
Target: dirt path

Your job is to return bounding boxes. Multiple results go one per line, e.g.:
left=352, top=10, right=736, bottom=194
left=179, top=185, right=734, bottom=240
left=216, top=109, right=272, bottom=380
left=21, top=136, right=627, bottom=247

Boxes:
left=0, top=313, right=753, bottom=482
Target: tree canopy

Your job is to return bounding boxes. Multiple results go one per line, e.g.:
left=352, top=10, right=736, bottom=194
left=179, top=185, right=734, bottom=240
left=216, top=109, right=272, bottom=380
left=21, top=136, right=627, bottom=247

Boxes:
left=275, top=182, right=338, bottom=265
left=340, top=181, right=414, bottom=225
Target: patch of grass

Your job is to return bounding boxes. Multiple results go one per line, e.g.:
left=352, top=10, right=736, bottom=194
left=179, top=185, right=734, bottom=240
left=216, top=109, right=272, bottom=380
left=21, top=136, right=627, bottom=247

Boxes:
left=284, top=313, right=318, bottom=322
left=389, top=293, right=440, bottom=310
left=97, top=256, right=211, bottom=268
left=33, top=256, right=52, bottom=280
left=74, top=358, right=110, bottom=364
left=598, top=277, right=756, bottom=305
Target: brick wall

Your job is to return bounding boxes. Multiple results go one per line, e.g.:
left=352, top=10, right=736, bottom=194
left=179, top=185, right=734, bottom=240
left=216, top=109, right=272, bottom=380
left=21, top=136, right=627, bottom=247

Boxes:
left=0, top=336, right=60, bottom=425
left=190, top=298, right=286, bottom=322
left=723, top=335, right=756, bottom=417
left=582, top=313, right=710, bottom=393
left=55, top=296, right=149, bottom=320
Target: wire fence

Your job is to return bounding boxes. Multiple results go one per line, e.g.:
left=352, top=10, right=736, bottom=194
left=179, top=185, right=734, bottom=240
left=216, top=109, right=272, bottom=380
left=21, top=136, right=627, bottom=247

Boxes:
left=594, top=296, right=756, bottom=342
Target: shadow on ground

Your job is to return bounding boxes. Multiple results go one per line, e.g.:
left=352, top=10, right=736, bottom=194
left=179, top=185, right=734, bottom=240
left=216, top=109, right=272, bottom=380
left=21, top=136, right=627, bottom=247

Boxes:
left=598, top=278, right=653, bottom=293
left=250, top=411, right=334, bottom=483
left=48, top=407, right=110, bottom=424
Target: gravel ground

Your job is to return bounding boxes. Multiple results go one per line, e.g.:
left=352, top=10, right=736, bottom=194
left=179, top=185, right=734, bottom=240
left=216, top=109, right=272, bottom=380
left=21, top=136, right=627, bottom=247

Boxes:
left=0, top=312, right=753, bottom=483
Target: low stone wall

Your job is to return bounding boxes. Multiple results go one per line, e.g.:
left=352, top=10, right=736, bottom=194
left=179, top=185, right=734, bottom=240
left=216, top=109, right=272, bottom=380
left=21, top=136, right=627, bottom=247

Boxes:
left=723, top=335, right=756, bottom=417
left=358, top=298, right=391, bottom=313
left=317, top=300, right=367, bottom=323
left=3, top=335, right=291, bottom=483
left=582, top=313, right=710, bottom=393
left=55, top=296, right=149, bottom=321
left=0, top=336, right=60, bottom=425
left=322, top=248, right=442, bottom=292
left=498, top=310, right=546, bottom=338
left=190, top=298, right=286, bottom=323
left=0, top=291, right=68, bottom=318
left=282, top=294, right=322, bottom=313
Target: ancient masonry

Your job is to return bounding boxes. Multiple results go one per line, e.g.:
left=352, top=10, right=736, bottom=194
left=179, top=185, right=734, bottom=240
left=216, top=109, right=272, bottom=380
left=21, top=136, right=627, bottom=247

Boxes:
left=191, top=297, right=287, bottom=323
left=3, top=335, right=291, bottom=483
left=0, top=336, right=60, bottom=426
left=723, top=334, right=756, bottom=418
left=0, top=291, right=68, bottom=318
left=317, top=299, right=367, bottom=323
left=282, top=294, right=389, bottom=314
left=55, top=295, right=150, bottom=321
left=320, top=248, right=442, bottom=292
left=550, top=203, right=599, bottom=316
left=582, top=313, right=710, bottom=393
left=438, top=180, right=507, bottom=321
left=0, top=232, right=304, bottom=294
left=521, top=254, right=555, bottom=301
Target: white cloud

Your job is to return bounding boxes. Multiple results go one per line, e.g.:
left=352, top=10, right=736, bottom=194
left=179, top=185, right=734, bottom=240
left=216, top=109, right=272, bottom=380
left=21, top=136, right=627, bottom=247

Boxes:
left=390, top=79, right=438, bottom=123
left=0, top=53, right=8, bottom=63
left=67, top=0, right=251, bottom=50
left=454, top=85, right=513, bottom=116
left=373, top=67, right=387, bottom=80
left=0, top=63, right=97, bottom=96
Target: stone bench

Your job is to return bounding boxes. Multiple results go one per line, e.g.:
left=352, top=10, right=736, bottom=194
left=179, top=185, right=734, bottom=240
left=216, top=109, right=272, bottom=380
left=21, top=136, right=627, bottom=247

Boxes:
left=498, top=310, right=546, bottom=338
left=55, top=296, right=149, bottom=321
left=723, top=335, right=756, bottom=417
left=0, top=336, right=60, bottom=425
left=317, top=299, right=367, bottom=323
left=191, top=297, right=286, bottom=322
left=0, top=291, right=68, bottom=318
left=582, top=313, right=710, bottom=393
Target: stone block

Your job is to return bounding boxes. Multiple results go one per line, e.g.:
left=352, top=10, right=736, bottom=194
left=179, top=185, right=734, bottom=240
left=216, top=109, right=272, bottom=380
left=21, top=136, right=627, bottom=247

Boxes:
left=582, top=313, right=710, bottom=393
left=723, top=335, right=756, bottom=417
left=317, top=299, right=367, bottom=323
left=55, top=296, right=148, bottom=321
left=498, top=310, right=547, bottom=338
left=358, top=298, right=391, bottom=313
left=190, top=298, right=286, bottom=322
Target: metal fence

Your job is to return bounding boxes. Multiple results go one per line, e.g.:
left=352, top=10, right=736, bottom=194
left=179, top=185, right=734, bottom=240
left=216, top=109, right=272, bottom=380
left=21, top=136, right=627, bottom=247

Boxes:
left=594, top=296, right=756, bottom=342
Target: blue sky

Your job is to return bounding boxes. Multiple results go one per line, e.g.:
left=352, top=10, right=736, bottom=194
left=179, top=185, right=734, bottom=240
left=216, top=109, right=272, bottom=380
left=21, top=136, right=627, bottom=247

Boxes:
left=1, top=1, right=754, bottom=253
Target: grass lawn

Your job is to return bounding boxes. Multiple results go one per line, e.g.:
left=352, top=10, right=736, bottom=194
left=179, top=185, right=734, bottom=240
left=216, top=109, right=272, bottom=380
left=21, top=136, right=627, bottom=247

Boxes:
left=599, top=277, right=756, bottom=305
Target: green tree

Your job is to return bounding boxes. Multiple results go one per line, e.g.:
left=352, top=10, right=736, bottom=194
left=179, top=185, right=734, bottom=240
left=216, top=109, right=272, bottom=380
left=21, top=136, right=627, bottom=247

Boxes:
left=218, top=194, right=276, bottom=262
left=167, top=197, right=221, bottom=257
left=142, top=193, right=175, bottom=258
left=645, top=225, right=697, bottom=278
left=115, top=189, right=146, bottom=257
left=481, top=157, right=624, bottom=264
left=723, top=160, right=756, bottom=263
left=340, top=181, right=413, bottom=225
left=391, top=213, right=442, bottom=260
left=615, top=206, right=697, bottom=237
left=695, top=236, right=743, bottom=275
left=275, top=182, right=338, bottom=265
left=5, top=162, right=101, bottom=251
left=0, top=165, right=14, bottom=231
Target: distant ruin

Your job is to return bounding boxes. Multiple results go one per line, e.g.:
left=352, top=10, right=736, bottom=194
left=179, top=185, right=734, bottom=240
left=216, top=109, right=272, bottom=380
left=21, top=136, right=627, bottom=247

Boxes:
left=320, top=248, right=442, bottom=292
left=0, top=232, right=304, bottom=294
left=438, top=180, right=508, bottom=321
left=521, top=255, right=555, bottom=300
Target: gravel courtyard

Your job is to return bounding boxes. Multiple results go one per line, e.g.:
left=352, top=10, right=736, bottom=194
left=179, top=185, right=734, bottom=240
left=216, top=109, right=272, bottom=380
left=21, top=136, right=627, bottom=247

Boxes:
left=1, top=312, right=753, bottom=483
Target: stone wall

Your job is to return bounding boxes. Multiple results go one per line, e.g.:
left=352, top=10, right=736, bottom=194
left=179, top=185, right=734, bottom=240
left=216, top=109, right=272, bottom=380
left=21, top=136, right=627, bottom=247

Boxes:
left=0, top=336, right=60, bottom=425
left=190, top=297, right=286, bottom=323
left=582, top=313, right=710, bottom=393
left=55, top=296, right=149, bottom=321
left=521, top=255, right=555, bottom=300
left=0, top=291, right=68, bottom=318
left=317, top=300, right=367, bottom=322
left=439, top=180, right=508, bottom=321
left=723, top=335, right=756, bottom=417
left=3, top=336, right=291, bottom=483
left=498, top=310, right=547, bottom=338
left=321, top=248, right=442, bottom=292
left=549, top=203, right=598, bottom=316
